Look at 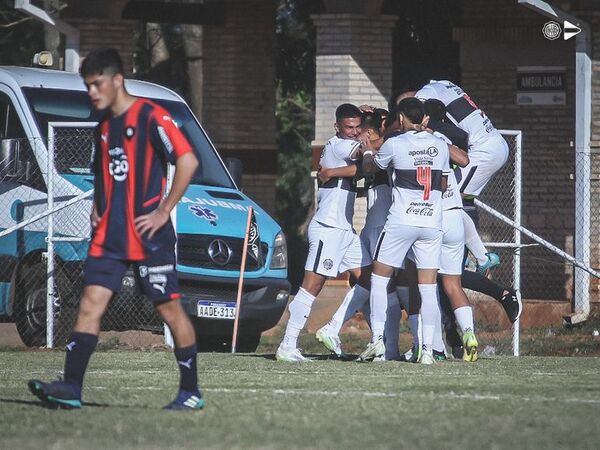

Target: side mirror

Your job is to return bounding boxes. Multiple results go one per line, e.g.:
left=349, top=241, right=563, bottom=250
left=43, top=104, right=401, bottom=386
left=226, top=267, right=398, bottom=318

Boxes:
left=225, top=157, right=243, bottom=189
left=0, top=139, right=20, bottom=179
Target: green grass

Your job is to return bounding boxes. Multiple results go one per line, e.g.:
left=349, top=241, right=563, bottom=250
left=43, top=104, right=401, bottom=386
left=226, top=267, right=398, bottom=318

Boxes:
left=1, top=351, right=600, bottom=449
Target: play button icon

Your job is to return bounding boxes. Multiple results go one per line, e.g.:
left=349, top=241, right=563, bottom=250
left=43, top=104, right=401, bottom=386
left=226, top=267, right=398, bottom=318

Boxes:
left=563, top=20, right=581, bottom=40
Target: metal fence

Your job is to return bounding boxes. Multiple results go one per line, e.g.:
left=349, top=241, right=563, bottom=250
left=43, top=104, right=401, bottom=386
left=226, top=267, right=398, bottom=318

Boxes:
left=0, top=124, right=163, bottom=349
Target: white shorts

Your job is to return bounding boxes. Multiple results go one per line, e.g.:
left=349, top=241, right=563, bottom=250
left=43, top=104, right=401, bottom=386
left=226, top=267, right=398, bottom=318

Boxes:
left=457, top=134, right=509, bottom=196
left=374, top=223, right=442, bottom=270
left=305, top=220, right=371, bottom=277
left=360, top=225, right=384, bottom=258
left=440, top=208, right=465, bottom=275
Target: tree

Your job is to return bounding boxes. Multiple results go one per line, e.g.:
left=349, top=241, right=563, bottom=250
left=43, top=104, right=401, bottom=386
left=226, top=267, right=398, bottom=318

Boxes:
left=275, top=0, right=315, bottom=291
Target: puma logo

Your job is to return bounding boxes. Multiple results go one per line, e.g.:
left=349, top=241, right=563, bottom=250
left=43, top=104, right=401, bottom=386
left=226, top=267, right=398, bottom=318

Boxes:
left=178, top=358, right=193, bottom=370
left=66, top=341, right=76, bottom=352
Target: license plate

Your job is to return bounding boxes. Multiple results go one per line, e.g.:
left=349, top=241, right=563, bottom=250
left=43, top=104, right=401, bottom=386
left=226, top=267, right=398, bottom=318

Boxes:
left=196, top=301, right=236, bottom=320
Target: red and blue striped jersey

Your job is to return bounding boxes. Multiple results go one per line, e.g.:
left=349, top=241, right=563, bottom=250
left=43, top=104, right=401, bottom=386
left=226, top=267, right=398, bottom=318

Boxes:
left=90, top=98, right=192, bottom=261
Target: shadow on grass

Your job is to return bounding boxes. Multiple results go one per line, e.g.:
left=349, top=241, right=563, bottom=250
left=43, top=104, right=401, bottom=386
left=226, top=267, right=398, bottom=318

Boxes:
left=0, top=396, right=156, bottom=410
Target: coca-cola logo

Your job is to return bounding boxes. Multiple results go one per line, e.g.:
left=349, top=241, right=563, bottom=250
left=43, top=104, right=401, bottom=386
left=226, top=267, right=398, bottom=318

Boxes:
left=406, top=206, right=434, bottom=216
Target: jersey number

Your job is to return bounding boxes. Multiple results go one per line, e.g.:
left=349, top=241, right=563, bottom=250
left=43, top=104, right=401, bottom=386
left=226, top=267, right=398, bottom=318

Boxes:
left=416, top=166, right=432, bottom=201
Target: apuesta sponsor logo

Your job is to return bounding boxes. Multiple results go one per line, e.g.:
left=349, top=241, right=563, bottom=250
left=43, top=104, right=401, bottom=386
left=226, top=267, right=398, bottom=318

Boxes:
left=408, top=147, right=438, bottom=157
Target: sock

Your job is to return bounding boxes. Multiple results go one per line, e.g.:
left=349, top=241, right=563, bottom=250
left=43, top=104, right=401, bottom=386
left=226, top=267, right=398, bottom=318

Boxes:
left=408, top=314, right=421, bottom=348
left=395, top=286, right=410, bottom=311
left=174, top=344, right=198, bottom=392
left=419, top=284, right=439, bottom=356
left=328, top=284, right=369, bottom=334
left=462, top=209, right=488, bottom=265
left=384, top=293, right=401, bottom=359
left=369, top=273, right=390, bottom=343
left=281, top=288, right=315, bottom=350
left=433, top=312, right=445, bottom=353
left=64, top=332, right=98, bottom=388
left=454, top=306, right=475, bottom=334
left=462, top=270, right=505, bottom=301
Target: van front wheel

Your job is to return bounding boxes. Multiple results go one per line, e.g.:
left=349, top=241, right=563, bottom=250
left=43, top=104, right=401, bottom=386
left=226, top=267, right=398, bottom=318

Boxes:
left=14, top=259, right=48, bottom=347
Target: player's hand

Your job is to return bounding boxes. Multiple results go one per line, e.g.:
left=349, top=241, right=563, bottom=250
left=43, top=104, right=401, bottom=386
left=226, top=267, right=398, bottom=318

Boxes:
left=135, top=206, right=170, bottom=239
left=318, top=168, right=332, bottom=184
left=416, top=115, right=430, bottom=131
left=90, top=207, right=101, bottom=229
left=358, top=104, right=374, bottom=113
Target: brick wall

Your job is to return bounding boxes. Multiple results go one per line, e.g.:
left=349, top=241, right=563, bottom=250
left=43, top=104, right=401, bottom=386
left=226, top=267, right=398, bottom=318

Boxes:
left=242, top=174, right=277, bottom=216
left=455, top=1, right=600, bottom=302
left=69, top=19, right=136, bottom=75
left=202, top=0, right=277, bottom=161
left=311, top=14, right=397, bottom=144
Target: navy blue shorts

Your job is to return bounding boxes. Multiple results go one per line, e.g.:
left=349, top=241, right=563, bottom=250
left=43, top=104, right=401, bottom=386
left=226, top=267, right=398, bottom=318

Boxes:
left=83, top=248, right=180, bottom=303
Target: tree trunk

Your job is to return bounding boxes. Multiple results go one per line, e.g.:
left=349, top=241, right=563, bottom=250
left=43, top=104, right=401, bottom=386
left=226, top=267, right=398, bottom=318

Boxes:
left=181, top=24, right=203, bottom=120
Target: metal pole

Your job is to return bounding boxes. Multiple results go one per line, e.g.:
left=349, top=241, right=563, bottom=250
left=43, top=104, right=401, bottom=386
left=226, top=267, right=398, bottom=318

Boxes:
left=231, top=207, right=253, bottom=353
left=164, top=164, right=176, bottom=348
left=46, top=126, right=55, bottom=348
left=513, top=131, right=522, bottom=356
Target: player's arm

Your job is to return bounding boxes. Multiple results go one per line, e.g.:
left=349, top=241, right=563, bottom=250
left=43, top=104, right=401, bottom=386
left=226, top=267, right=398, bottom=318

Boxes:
left=362, top=138, right=391, bottom=175
left=318, top=164, right=357, bottom=184
left=136, top=152, right=198, bottom=239
left=449, top=144, right=469, bottom=168
left=441, top=175, right=448, bottom=193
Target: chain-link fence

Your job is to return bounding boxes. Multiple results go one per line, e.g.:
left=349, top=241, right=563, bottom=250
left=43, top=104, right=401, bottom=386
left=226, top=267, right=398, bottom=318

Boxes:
left=467, top=131, right=521, bottom=356
left=0, top=125, right=163, bottom=349
left=474, top=134, right=600, bottom=355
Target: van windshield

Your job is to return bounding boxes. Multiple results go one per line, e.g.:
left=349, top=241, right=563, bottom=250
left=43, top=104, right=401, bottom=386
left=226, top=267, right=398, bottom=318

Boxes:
left=22, top=87, right=235, bottom=188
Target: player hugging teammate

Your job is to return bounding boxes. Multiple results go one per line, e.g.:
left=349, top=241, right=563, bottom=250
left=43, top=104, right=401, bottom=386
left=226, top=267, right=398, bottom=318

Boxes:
left=277, top=80, right=523, bottom=363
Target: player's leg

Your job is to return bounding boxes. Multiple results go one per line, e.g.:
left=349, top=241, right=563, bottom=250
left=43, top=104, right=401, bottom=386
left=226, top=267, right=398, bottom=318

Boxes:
left=316, top=231, right=372, bottom=356
left=358, top=224, right=410, bottom=361
left=134, top=250, right=203, bottom=410
left=278, top=222, right=343, bottom=361
left=461, top=270, right=522, bottom=323
left=412, top=229, right=443, bottom=365
left=28, top=257, right=127, bottom=409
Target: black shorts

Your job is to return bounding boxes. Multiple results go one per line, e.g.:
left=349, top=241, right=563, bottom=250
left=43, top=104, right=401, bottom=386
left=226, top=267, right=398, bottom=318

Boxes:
left=83, top=247, right=180, bottom=303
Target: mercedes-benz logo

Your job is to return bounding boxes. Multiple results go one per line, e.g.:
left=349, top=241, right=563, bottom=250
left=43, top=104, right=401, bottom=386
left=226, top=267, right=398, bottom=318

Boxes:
left=207, top=239, right=232, bottom=266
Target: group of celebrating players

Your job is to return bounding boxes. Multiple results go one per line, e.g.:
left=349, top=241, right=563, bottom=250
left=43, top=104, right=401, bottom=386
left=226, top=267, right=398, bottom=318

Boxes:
left=276, top=80, right=523, bottom=364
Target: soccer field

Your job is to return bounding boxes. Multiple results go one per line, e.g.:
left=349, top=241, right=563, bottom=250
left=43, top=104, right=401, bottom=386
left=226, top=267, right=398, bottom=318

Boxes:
left=1, top=351, right=600, bottom=449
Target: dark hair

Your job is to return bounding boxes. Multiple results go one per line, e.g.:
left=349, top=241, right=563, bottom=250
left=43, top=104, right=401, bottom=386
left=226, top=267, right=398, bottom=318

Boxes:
left=80, top=48, right=124, bottom=78
left=374, top=108, right=388, bottom=119
left=384, top=105, right=400, bottom=129
left=396, top=97, right=424, bottom=124
left=424, top=99, right=446, bottom=122
left=361, top=111, right=383, bottom=132
left=335, top=103, right=362, bottom=122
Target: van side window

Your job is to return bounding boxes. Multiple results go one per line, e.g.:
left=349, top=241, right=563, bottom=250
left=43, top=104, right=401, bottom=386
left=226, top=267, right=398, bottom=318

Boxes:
left=0, top=92, right=46, bottom=192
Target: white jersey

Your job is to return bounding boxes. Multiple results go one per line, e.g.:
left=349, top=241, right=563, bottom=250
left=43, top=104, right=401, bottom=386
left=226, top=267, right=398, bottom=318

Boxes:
left=313, top=135, right=361, bottom=230
left=375, top=130, right=450, bottom=230
left=364, top=168, right=393, bottom=229
left=416, top=80, right=501, bottom=148
left=432, top=131, right=463, bottom=212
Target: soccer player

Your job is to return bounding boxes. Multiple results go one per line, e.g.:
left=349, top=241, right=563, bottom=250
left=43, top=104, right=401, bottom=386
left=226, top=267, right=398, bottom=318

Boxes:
left=315, top=111, right=402, bottom=360
left=276, top=103, right=371, bottom=362
left=27, top=48, right=203, bottom=410
left=360, top=98, right=450, bottom=365
left=414, top=80, right=506, bottom=275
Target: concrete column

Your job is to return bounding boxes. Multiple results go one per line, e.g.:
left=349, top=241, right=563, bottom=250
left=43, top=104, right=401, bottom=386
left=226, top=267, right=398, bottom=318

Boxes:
left=311, top=13, right=397, bottom=147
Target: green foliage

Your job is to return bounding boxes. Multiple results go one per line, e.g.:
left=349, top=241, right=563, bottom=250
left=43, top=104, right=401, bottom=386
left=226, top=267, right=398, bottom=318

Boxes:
left=0, top=2, right=45, bottom=66
left=275, top=0, right=315, bottom=290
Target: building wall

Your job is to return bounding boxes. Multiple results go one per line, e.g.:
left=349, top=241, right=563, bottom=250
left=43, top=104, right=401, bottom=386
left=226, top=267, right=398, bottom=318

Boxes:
left=454, top=1, right=600, bottom=302
left=202, top=0, right=277, bottom=176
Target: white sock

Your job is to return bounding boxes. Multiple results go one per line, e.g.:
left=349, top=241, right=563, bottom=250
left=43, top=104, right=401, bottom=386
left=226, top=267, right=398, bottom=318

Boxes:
left=384, top=293, right=401, bottom=359
left=328, top=284, right=369, bottom=334
left=369, top=273, right=390, bottom=343
left=281, top=288, right=315, bottom=350
left=408, top=314, right=421, bottom=348
left=395, top=286, right=410, bottom=311
left=419, top=283, right=439, bottom=356
left=454, top=306, right=475, bottom=334
left=462, top=210, right=488, bottom=265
